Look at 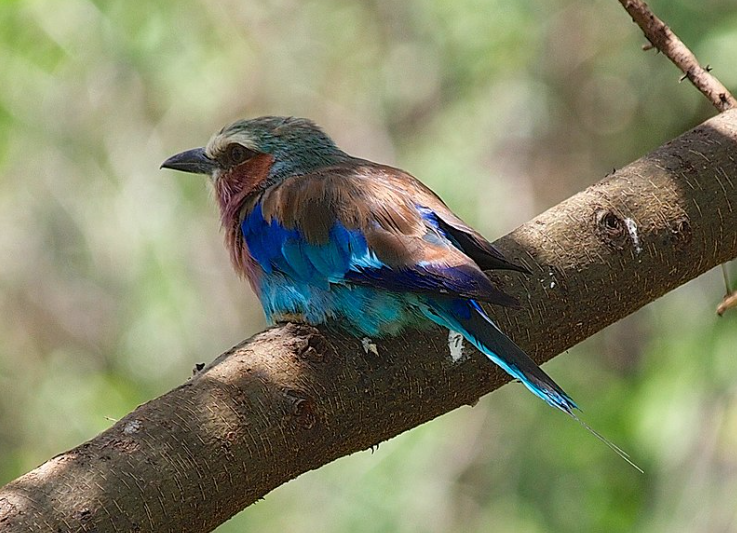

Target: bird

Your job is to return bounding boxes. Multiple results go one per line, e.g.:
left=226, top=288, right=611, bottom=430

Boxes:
left=162, top=116, right=640, bottom=470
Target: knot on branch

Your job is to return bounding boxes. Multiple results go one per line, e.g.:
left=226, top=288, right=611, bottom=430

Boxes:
left=670, top=215, right=692, bottom=248
left=283, top=389, right=318, bottom=430
left=281, top=323, right=331, bottom=364
left=595, top=208, right=629, bottom=250
left=72, top=507, right=93, bottom=522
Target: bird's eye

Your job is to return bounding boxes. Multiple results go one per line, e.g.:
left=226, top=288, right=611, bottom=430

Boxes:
left=224, top=143, right=255, bottom=166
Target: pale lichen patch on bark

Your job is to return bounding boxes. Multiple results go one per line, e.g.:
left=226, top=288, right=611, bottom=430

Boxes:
left=624, top=218, right=642, bottom=254
left=361, top=337, right=379, bottom=356
left=448, top=330, right=465, bottom=362
left=123, top=420, right=142, bottom=435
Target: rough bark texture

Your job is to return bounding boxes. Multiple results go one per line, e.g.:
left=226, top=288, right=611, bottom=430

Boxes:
left=2, top=111, right=737, bottom=532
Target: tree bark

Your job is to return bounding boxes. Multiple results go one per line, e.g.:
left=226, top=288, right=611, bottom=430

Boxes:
left=2, top=110, right=737, bottom=532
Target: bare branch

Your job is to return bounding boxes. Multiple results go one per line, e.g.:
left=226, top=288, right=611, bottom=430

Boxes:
left=717, top=291, right=737, bottom=316
left=618, top=0, right=737, bottom=112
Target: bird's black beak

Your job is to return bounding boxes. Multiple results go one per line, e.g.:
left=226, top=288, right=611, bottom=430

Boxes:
left=160, top=147, right=218, bottom=175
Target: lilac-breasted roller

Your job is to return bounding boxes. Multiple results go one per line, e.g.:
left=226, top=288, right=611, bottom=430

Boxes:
left=162, top=116, right=638, bottom=469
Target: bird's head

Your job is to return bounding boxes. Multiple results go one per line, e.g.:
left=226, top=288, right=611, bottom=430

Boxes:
left=161, top=116, right=348, bottom=202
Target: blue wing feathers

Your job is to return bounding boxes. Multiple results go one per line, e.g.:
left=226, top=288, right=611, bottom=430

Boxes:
left=303, top=227, right=354, bottom=280
left=241, top=200, right=519, bottom=306
left=344, top=263, right=518, bottom=306
left=243, top=202, right=374, bottom=283
left=281, top=238, right=319, bottom=282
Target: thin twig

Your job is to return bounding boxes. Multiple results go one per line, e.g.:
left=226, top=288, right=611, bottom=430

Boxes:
left=618, top=0, right=737, bottom=112
left=717, top=291, right=737, bottom=316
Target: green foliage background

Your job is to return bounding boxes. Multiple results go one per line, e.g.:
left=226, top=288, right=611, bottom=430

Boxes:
left=2, top=0, right=737, bottom=531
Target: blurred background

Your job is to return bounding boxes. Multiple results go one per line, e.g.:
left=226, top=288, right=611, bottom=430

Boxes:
left=2, top=0, right=737, bottom=531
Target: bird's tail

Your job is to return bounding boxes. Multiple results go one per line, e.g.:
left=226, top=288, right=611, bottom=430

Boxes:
left=423, top=298, right=642, bottom=472
left=423, top=298, right=577, bottom=412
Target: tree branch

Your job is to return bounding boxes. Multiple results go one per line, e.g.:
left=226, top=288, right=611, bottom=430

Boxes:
left=2, top=111, right=737, bottom=532
left=617, top=0, right=737, bottom=312
left=618, top=0, right=737, bottom=112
